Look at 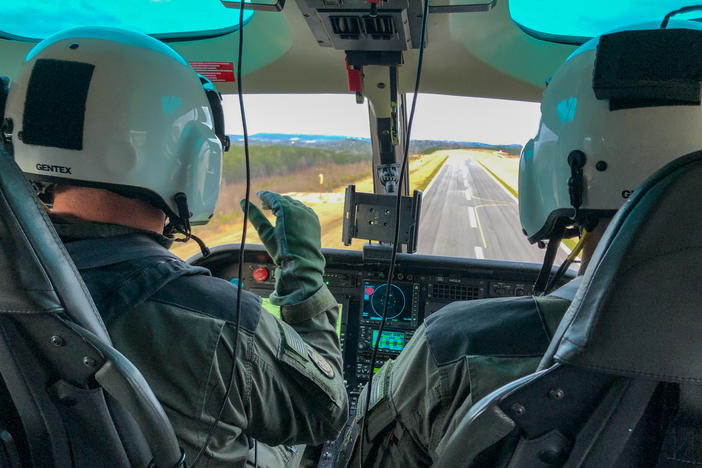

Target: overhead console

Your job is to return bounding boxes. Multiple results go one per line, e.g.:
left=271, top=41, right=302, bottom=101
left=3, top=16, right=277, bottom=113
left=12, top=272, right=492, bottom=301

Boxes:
left=294, top=0, right=496, bottom=51
left=191, top=244, right=570, bottom=392
left=296, top=0, right=424, bottom=51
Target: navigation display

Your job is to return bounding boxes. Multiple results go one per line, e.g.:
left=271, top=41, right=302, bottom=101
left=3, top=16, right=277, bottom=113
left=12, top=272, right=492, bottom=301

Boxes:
left=372, top=330, right=405, bottom=351
left=362, top=281, right=414, bottom=327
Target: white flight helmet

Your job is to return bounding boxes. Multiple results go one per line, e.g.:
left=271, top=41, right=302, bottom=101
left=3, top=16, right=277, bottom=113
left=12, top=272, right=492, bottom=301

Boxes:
left=520, top=19, right=702, bottom=243
left=3, top=26, right=228, bottom=226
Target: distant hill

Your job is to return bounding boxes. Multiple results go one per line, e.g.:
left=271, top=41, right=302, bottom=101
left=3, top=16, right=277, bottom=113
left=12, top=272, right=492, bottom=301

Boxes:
left=231, top=133, right=372, bottom=153
left=229, top=133, right=522, bottom=155
left=409, top=140, right=522, bottom=156
left=222, top=144, right=371, bottom=183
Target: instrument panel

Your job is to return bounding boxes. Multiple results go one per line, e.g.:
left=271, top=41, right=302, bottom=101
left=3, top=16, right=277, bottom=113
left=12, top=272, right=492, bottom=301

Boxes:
left=191, top=244, right=573, bottom=465
left=192, top=244, right=570, bottom=393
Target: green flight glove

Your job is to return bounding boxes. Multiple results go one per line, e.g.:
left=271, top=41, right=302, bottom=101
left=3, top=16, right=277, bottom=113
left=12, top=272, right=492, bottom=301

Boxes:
left=241, top=191, right=326, bottom=307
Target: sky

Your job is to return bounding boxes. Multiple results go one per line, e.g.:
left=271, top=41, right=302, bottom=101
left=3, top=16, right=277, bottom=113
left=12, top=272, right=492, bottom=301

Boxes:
left=223, top=93, right=542, bottom=145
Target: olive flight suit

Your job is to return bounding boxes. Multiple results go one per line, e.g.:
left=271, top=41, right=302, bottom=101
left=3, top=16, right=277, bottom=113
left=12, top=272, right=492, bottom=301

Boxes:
left=338, top=279, right=580, bottom=466
left=54, top=218, right=349, bottom=467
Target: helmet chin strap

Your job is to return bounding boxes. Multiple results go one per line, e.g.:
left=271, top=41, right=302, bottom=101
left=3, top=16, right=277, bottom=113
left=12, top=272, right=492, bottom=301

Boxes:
left=534, top=151, right=589, bottom=295
left=567, top=150, right=586, bottom=222
left=533, top=223, right=565, bottom=296
left=165, top=192, right=211, bottom=257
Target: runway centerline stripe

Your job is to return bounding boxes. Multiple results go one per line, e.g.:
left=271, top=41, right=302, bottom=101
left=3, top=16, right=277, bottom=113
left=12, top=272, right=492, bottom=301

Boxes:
left=474, top=246, right=485, bottom=259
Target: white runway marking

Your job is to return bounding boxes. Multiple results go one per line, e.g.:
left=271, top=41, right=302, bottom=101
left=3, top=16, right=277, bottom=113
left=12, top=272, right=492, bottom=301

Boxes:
left=468, top=207, right=477, bottom=228
left=465, top=189, right=472, bottom=201
left=474, top=246, right=485, bottom=259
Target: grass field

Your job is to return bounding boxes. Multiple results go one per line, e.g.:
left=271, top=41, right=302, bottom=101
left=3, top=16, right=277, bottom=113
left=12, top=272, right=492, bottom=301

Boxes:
left=171, top=152, right=449, bottom=259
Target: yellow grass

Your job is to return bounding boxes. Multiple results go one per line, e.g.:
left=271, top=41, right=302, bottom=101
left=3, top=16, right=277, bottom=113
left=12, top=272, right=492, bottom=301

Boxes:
left=171, top=153, right=449, bottom=259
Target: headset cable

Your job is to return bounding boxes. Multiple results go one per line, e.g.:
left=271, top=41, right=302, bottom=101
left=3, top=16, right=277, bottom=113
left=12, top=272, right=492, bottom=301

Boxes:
left=191, top=0, right=251, bottom=465
left=358, top=0, right=431, bottom=462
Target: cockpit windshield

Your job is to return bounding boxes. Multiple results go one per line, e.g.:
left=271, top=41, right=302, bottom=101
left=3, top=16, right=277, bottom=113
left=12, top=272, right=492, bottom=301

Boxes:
left=175, top=93, right=562, bottom=265
left=510, top=0, right=702, bottom=44
left=0, top=0, right=252, bottom=41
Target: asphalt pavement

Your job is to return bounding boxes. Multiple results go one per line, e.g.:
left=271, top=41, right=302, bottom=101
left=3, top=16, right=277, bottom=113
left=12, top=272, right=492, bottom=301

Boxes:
left=416, top=153, right=568, bottom=264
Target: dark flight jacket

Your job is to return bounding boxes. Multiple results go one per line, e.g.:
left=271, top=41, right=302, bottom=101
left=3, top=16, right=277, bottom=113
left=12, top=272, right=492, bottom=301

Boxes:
left=340, top=279, right=580, bottom=467
left=54, top=220, right=349, bottom=467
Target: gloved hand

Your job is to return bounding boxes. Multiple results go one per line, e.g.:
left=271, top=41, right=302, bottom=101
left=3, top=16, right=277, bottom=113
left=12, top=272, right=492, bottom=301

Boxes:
left=241, top=191, right=326, bottom=307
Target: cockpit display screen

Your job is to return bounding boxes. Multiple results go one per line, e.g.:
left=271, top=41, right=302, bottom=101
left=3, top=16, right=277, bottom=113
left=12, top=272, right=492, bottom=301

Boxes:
left=362, top=281, right=413, bottom=327
left=372, top=330, right=405, bottom=351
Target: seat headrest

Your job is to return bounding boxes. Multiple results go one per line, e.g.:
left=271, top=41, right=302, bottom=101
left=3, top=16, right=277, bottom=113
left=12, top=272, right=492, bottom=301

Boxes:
left=0, top=149, right=111, bottom=342
left=554, top=151, right=702, bottom=383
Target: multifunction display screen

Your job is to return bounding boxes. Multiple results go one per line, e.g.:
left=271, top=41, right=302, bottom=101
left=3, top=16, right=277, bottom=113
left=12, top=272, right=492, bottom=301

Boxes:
left=371, top=330, right=405, bottom=352
left=362, top=281, right=414, bottom=328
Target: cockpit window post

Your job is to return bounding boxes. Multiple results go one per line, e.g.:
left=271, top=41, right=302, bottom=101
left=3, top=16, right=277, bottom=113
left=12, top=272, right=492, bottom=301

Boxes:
left=348, top=52, right=409, bottom=195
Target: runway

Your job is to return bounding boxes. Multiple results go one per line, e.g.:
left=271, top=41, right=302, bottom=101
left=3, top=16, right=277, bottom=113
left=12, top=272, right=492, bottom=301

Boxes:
left=416, top=153, right=568, bottom=264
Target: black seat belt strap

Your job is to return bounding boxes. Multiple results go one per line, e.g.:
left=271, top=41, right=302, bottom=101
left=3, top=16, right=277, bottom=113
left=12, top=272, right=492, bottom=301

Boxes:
left=657, top=383, right=702, bottom=467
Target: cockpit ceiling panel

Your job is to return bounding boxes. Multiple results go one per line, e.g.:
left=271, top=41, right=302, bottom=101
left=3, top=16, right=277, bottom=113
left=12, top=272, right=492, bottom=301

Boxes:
left=0, top=0, right=253, bottom=41
left=0, top=0, right=586, bottom=99
left=449, top=0, right=575, bottom=90
left=0, top=9, right=293, bottom=95
left=510, top=0, right=702, bottom=44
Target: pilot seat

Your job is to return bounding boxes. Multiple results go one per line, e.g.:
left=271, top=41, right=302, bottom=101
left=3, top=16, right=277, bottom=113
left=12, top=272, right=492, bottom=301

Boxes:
left=0, top=147, right=184, bottom=467
left=437, top=151, right=702, bottom=467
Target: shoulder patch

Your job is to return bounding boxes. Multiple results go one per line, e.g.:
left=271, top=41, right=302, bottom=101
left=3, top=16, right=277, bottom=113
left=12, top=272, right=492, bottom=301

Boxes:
left=275, top=320, right=345, bottom=408
left=425, top=296, right=555, bottom=366
left=306, top=344, right=334, bottom=379
left=279, top=320, right=307, bottom=358
left=368, top=360, right=393, bottom=411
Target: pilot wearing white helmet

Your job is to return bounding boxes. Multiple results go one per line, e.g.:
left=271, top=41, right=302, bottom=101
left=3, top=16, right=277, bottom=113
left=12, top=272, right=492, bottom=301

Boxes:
left=3, top=26, right=348, bottom=467
left=337, top=18, right=702, bottom=467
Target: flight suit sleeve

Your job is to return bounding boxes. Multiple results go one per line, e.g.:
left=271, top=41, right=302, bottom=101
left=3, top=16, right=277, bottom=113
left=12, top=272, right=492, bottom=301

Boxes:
left=211, top=284, right=349, bottom=448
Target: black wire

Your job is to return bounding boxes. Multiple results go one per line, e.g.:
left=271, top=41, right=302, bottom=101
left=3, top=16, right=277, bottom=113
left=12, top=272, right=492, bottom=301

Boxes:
left=358, top=0, right=430, bottom=462
left=191, top=1, right=251, bottom=465
left=533, top=224, right=565, bottom=296
left=543, top=259, right=571, bottom=295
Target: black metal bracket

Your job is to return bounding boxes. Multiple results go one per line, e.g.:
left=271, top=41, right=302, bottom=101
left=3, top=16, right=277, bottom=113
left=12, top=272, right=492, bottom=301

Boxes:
left=342, top=184, right=422, bottom=252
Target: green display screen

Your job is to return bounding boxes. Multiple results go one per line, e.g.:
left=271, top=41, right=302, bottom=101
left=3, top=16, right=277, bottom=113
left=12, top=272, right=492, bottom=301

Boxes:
left=260, top=296, right=280, bottom=317
left=371, top=330, right=405, bottom=351
left=261, top=297, right=343, bottom=337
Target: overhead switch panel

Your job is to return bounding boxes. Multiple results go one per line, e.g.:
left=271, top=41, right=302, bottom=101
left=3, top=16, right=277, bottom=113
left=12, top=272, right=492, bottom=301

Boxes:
left=297, top=0, right=424, bottom=50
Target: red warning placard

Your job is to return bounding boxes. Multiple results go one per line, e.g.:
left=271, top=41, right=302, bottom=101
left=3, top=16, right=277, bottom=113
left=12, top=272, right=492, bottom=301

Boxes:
left=189, top=61, right=236, bottom=83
